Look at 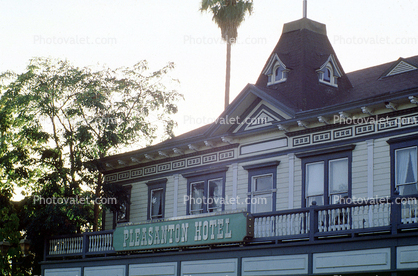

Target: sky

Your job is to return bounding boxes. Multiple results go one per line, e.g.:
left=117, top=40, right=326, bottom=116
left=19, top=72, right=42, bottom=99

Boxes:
left=1, top=0, right=418, bottom=137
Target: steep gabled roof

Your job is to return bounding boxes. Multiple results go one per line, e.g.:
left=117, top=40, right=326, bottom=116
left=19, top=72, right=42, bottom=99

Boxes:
left=255, top=18, right=352, bottom=112
left=344, top=55, right=418, bottom=102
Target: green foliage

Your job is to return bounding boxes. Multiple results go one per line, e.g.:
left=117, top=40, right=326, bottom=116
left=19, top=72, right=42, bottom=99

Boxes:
left=0, top=188, right=34, bottom=276
left=0, top=57, right=183, bottom=273
left=200, top=0, right=253, bottom=41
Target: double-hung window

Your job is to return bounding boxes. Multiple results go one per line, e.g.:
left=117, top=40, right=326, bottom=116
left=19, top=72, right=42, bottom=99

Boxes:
left=244, top=161, right=280, bottom=213
left=297, top=145, right=354, bottom=207
left=388, top=135, right=418, bottom=196
left=146, top=179, right=167, bottom=220
left=183, top=167, right=227, bottom=215
left=395, top=147, right=417, bottom=195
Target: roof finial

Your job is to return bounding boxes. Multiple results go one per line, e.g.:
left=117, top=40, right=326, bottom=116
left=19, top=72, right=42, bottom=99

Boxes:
left=303, top=0, right=307, bottom=18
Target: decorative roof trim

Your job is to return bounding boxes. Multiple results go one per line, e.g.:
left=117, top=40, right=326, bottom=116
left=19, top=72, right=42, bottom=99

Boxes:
left=317, top=54, right=342, bottom=78
left=379, top=58, right=418, bottom=79
left=295, top=144, right=356, bottom=158
left=243, top=161, right=280, bottom=171
left=262, top=53, right=288, bottom=76
left=387, top=60, right=417, bottom=77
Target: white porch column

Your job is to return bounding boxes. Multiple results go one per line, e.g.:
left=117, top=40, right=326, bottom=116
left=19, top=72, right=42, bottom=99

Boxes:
left=367, top=139, right=374, bottom=198
left=173, top=174, right=179, bottom=217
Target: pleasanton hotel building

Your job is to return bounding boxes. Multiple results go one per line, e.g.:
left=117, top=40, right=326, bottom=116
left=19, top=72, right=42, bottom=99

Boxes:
left=42, top=11, right=418, bottom=276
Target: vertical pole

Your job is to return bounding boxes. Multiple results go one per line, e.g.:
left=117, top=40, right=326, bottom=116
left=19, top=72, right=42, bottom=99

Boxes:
left=391, top=195, right=401, bottom=235
left=309, top=203, right=318, bottom=241
left=303, top=0, right=307, bottom=18
left=82, top=233, right=88, bottom=259
left=225, top=41, right=231, bottom=109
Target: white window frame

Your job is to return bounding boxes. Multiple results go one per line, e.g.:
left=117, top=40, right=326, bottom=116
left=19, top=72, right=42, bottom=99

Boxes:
left=306, top=161, right=325, bottom=207
left=395, top=146, right=418, bottom=195
left=150, top=187, right=164, bottom=220
left=190, top=181, right=205, bottom=215
left=267, top=63, right=288, bottom=85
left=250, top=173, right=275, bottom=213
left=318, top=63, right=338, bottom=87
left=328, top=158, right=349, bottom=204
left=207, top=178, right=223, bottom=213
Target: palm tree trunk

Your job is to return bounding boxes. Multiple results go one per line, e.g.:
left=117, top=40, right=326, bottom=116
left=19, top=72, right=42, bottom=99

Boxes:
left=225, top=41, right=232, bottom=110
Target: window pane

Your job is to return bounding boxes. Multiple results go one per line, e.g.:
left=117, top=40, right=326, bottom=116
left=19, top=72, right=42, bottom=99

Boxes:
left=329, top=158, right=348, bottom=194
left=254, top=175, right=273, bottom=191
left=251, top=174, right=273, bottom=213
left=307, top=195, right=323, bottom=206
left=117, top=203, right=127, bottom=221
left=208, top=178, right=223, bottom=212
left=306, top=162, right=324, bottom=196
left=399, top=183, right=418, bottom=195
left=396, top=147, right=417, bottom=186
left=306, top=162, right=324, bottom=206
left=150, top=188, right=163, bottom=219
left=252, top=194, right=272, bottom=213
left=331, top=193, right=348, bottom=204
left=324, top=68, right=331, bottom=82
left=190, top=182, right=204, bottom=214
left=275, top=66, right=282, bottom=81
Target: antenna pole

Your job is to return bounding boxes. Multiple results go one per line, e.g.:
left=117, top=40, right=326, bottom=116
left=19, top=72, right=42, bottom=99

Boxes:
left=303, top=0, right=307, bottom=18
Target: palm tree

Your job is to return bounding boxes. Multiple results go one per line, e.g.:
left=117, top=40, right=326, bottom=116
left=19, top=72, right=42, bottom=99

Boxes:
left=200, top=0, right=253, bottom=109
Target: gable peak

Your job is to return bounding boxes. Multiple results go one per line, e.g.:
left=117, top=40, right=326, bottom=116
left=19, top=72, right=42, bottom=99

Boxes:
left=385, top=59, right=418, bottom=77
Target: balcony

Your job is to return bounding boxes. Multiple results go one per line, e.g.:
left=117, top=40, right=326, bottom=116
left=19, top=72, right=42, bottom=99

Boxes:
left=44, top=195, right=418, bottom=260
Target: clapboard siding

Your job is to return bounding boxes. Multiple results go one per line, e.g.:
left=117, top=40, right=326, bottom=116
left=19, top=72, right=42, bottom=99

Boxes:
left=177, top=176, right=188, bottom=217
left=352, top=142, right=368, bottom=199
left=164, top=175, right=175, bottom=218
left=236, top=165, right=249, bottom=211
left=373, top=139, right=391, bottom=198
left=293, top=158, right=302, bottom=209
left=277, top=154, right=289, bottom=211
left=130, top=180, right=147, bottom=223
left=224, top=165, right=234, bottom=212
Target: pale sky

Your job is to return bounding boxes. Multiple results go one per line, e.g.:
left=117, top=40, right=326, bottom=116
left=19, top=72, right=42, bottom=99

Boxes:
left=1, top=0, right=417, bottom=137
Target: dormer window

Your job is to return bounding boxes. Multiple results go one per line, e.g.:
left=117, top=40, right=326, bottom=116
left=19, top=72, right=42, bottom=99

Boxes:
left=317, top=55, right=342, bottom=87
left=323, top=67, right=331, bottom=82
left=263, top=54, right=289, bottom=86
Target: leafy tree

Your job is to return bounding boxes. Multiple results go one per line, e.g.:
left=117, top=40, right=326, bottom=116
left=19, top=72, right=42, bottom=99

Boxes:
left=0, top=188, right=34, bottom=276
left=200, top=0, right=253, bottom=109
left=0, top=57, right=183, bottom=273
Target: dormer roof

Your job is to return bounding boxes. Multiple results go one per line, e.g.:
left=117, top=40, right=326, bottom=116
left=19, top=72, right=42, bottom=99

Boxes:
left=256, top=18, right=352, bottom=112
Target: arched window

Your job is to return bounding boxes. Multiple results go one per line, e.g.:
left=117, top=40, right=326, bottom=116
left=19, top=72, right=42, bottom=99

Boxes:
left=274, top=66, right=283, bottom=82
left=264, top=55, right=288, bottom=86
left=317, top=56, right=341, bottom=87
left=324, top=67, right=331, bottom=82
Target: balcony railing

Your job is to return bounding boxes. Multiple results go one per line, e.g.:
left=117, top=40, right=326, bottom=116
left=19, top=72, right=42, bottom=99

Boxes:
left=253, top=195, right=417, bottom=241
left=44, top=196, right=418, bottom=260
left=45, top=230, right=114, bottom=259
